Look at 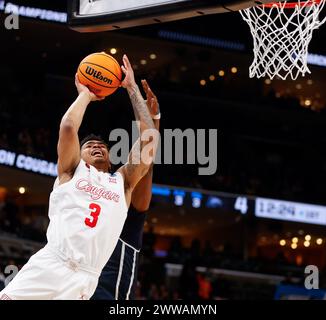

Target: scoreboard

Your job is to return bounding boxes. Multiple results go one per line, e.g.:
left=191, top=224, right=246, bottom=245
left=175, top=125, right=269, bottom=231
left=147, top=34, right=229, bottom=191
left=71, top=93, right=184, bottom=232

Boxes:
left=255, top=197, right=326, bottom=226
left=152, top=185, right=326, bottom=226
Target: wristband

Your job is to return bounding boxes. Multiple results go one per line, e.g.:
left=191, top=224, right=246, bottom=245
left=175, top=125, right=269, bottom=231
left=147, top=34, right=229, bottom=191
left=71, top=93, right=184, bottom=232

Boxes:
left=152, top=112, right=161, bottom=120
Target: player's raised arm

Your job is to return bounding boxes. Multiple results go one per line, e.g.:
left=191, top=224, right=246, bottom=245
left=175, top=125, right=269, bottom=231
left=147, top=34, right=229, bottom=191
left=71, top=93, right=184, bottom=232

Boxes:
left=118, top=55, right=159, bottom=200
left=57, top=75, right=104, bottom=183
left=131, top=80, right=160, bottom=212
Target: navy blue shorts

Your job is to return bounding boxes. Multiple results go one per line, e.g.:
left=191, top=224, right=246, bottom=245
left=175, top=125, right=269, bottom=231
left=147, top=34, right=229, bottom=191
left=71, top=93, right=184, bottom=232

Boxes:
left=92, top=239, right=140, bottom=300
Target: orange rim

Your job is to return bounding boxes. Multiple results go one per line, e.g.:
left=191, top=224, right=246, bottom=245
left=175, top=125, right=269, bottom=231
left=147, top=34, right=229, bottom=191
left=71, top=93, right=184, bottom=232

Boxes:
left=263, top=0, right=322, bottom=8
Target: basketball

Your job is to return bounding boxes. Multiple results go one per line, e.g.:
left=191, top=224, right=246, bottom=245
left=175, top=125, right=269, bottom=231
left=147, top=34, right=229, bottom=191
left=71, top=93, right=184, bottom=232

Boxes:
left=77, top=52, right=122, bottom=97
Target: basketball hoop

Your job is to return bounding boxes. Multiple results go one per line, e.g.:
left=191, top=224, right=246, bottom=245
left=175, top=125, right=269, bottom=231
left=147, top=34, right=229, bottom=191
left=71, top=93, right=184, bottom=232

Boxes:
left=239, top=0, right=326, bottom=80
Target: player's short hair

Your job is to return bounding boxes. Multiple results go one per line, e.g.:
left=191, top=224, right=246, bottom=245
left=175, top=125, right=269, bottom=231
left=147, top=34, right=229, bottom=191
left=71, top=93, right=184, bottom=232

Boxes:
left=80, top=134, right=109, bottom=151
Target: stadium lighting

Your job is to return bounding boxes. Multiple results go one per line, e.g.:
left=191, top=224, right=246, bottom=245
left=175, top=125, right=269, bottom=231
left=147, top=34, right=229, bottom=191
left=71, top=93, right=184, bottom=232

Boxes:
left=305, top=235, right=311, bottom=241
left=292, top=237, right=298, bottom=243
left=316, top=238, right=323, bottom=245
left=279, top=239, right=286, bottom=246
left=231, top=67, right=238, bottom=73
left=110, top=48, right=117, bottom=55
left=18, top=187, right=26, bottom=194
left=304, top=99, right=312, bottom=106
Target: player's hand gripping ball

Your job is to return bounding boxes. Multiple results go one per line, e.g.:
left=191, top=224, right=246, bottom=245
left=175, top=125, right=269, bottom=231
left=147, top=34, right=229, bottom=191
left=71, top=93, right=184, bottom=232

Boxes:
left=77, top=52, right=122, bottom=98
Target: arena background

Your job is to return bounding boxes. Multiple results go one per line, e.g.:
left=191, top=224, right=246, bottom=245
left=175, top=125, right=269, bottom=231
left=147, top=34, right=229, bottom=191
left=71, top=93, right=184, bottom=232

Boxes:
left=0, top=0, right=326, bottom=300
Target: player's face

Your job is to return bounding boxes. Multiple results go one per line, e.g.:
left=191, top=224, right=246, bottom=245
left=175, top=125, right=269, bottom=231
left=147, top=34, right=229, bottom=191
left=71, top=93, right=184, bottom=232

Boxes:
left=81, top=140, right=111, bottom=171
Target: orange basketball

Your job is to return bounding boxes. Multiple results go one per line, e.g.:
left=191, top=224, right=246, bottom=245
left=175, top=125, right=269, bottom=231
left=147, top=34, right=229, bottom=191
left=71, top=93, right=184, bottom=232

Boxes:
left=77, top=52, right=122, bottom=97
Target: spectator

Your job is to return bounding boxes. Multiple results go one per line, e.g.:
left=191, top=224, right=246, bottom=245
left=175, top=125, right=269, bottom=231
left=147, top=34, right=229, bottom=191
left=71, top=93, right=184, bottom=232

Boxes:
left=159, top=284, right=170, bottom=300
left=179, top=262, right=199, bottom=299
left=0, top=187, right=7, bottom=226
left=17, top=128, right=34, bottom=155
left=202, top=240, right=215, bottom=265
left=34, top=128, right=50, bottom=158
left=168, top=236, right=184, bottom=262
left=0, top=190, right=20, bottom=234
left=187, top=238, right=201, bottom=265
left=142, top=226, right=156, bottom=258
left=148, top=283, right=160, bottom=300
left=31, top=214, right=49, bottom=241
left=0, top=132, right=9, bottom=148
left=197, top=273, right=213, bottom=300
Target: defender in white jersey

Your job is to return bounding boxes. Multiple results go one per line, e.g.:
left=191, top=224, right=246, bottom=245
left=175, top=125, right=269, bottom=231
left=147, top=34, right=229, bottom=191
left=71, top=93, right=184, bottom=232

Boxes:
left=0, top=54, right=158, bottom=300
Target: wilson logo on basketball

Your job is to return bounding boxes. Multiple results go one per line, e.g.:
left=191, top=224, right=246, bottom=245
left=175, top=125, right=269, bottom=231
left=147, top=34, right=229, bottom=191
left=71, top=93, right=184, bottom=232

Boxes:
left=85, top=66, right=113, bottom=85
left=76, top=179, right=120, bottom=202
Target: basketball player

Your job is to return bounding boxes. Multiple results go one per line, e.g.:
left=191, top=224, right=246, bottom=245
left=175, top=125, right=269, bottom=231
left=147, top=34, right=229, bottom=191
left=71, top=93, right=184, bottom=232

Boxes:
left=92, top=79, right=160, bottom=300
left=0, top=54, right=158, bottom=300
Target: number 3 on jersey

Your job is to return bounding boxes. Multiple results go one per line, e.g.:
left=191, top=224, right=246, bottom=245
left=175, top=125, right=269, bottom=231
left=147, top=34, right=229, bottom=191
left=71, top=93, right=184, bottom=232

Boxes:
left=85, top=203, right=101, bottom=228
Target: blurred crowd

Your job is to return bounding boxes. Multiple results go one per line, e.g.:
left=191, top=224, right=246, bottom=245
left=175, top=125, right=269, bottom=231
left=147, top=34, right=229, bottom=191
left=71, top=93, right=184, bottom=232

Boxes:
left=1, top=65, right=326, bottom=300
left=2, top=217, right=323, bottom=300
left=0, top=127, right=51, bottom=159
left=0, top=194, right=48, bottom=243
left=1, top=68, right=326, bottom=205
left=1, top=122, right=325, bottom=205
left=135, top=233, right=326, bottom=299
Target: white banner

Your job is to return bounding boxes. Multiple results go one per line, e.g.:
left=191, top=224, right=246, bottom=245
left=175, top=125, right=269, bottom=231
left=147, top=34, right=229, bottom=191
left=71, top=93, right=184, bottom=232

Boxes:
left=0, top=1, right=67, bottom=23
left=79, top=0, right=186, bottom=16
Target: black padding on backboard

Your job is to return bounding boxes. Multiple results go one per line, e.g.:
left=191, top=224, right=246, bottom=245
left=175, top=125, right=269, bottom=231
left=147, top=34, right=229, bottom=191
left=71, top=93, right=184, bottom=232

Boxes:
left=67, top=0, right=272, bottom=32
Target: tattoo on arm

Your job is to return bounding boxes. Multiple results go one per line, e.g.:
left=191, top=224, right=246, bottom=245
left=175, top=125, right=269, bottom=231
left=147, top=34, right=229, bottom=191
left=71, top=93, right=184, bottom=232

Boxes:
left=128, top=86, right=154, bottom=131
left=125, top=138, right=148, bottom=185
left=123, top=86, right=157, bottom=190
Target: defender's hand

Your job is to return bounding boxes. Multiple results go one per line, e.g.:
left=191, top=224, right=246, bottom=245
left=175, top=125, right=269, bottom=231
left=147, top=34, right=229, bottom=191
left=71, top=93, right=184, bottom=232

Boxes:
left=141, top=79, right=160, bottom=117
left=141, top=79, right=160, bottom=130
left=75, top=74, right=104, bottom=102
left=121, top=55, right=137, bottom=90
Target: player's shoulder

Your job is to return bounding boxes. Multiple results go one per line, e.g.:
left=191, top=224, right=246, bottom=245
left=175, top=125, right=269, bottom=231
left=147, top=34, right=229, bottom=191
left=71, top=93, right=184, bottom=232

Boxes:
left=74, top=159, right=90, bottom=174
left=54, top=159, right=86, bottom=189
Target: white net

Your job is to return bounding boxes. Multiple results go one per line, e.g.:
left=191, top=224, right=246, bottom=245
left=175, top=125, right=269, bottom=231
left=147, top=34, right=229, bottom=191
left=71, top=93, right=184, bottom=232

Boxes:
left=240, top=0, right=326, bottom=80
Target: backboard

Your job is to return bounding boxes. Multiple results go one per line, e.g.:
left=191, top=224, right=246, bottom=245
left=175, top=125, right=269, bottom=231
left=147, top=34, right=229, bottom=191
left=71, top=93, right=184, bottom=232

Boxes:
left=68, top=0, right=272, bottom=32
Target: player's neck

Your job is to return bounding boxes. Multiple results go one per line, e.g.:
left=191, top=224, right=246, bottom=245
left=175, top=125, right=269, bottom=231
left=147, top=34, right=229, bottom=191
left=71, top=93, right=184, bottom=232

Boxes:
left=94, top=165, right=109, bottom=173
